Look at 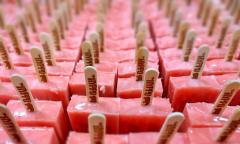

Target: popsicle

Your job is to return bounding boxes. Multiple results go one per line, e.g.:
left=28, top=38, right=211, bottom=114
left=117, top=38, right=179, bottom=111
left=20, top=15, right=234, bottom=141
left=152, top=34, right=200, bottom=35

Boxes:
left=8, top=74, right=69, bottom=143
left=68, top=66, right=119, bottom=133
left=0, top=103, right=59, bottom=144
left=187, top=108, right=240, bottom=144
left=119, top=69, right=171, bottom=133
left=29, top=47, right=70, bottom=108
left=168, top=45, right=220, bottom=111
left=129, top=112, right=186, bottom=144
left=182, top=80, right=240, bottom=131
left=0, top=36, right=34, bottom=82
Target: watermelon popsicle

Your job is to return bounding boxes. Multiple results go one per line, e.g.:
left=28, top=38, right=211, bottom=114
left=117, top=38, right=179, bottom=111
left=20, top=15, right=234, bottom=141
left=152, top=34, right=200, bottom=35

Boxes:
left=187, top=108, right=240, bottom=144
left=168, top=45, right=220, bottom=111
left=70, top=41, right=116, bottom=97
left=68, top=66, right=119, bottom=133
left=119, top=69, right=171, bottom=133
left=67, top=113, right=128, bottom=144
left=129, top=112, right=186, bottom=144
left=0, top=104, right=59, bottom=144
left=29, top=47, right=70, bottom=108
left=117, top=47, right=162, bottom=98
left=8, top=74, right=69, bottom=142
left=182, top=80, right=240, bottom=131
left=0, top=80, right=18, bottom=104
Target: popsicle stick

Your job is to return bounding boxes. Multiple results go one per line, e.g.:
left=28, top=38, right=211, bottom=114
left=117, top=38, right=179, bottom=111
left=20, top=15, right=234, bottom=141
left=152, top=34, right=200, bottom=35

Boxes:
left=216, top=18, right=231, bottom=49
left=55, top=11, right=65, bottom=40
left=30, top=47, right=48, bottom=83
left=32, top=0, right=42, bottom=24
left=202, top=0, right=212, bottom=26
left=89, top=32, right=100, bottom=64
left=197, top=0, right=206, bottom=18
left=225, top=29, right=240, bottom=62
left=157, top=0, right=164, bottom=10
left=156, top=112, right=184, bottom=144
left=26, top=4, right=37, bottom=33
left=226, top=0, right=234, bottom=10
left=234, top=5, right=240, bottom=24
left=88, top=113, right=106, bottom=144
left=208, top=7, right=220, bottom=36
left=169, top=0, right=177, bottom=26
left=6, top=25, right=24, bottom=55
left=82, top=40, right=94, bottom=67
left=141, top=68, right=159, bottom=106
left=182, top=29, right=197, bottom=62
left=49, top=19, right=61, bottom=51
left=191, top=45, right=209, bottom=79
left=11, top=74, right=37, bottom=112
left=17, top=14, right=30, bottom=43
left=165, top=0, right=173, bottom=17
left=173, top=10, right=181, bottom=37
left=60, top=3, right=69, bottom=30
left=230, top=0, right=239, bottom=15
left=0, top=7, right=5, bottom=29
left=177, top=21, right=190, bottom=49
left=136, top=47, right=149, bottom=81
left=53, top=0, right=59, bottom=9
left=96, top=22, right=104, bottom=52
left=84, top=66, right=99, bottom=103
left=0, top=104, right=27, bottom=143
left=212, top=80, right=240, bottom=115
left=16, top=0, right=22, bottom=7
left=136, top=25, right=147, bottom=49
left=45, top=0, right=52, bottom=16
left=66, top=0, right=72, bottom=21
left=40, top=32, right=56, bottom=66
left=186, top=0, right=192, bottom=5
left=0, top=36, right=13, bottom=69
left=75, top=0, right=84, bottom=15
left=216, top=108, right=240, bottom=142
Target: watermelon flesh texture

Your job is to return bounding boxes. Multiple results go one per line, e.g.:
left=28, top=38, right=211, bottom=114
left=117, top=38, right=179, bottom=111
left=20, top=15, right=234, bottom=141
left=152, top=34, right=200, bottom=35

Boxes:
left=128, top=132, right=189, bottom=144
left=67, top=95, right=120, bottom=134
left=188, top=128, right=240, bottom=144
left=0, top=82, right=18, bottom=104
left=69, top=72, right=116, bottom=97
left=168, top=76, right=221, bottom=112
left=7, top=100, right=69, bottom=143
left=182, top=103, right=235, bottom=131
left=119, top=98, right=172, bottom=133
left=66, top=132, right=128, bottom=144
left=117, top=76, right=163, bottom=98
left=0, top=127, right=59, bottom=144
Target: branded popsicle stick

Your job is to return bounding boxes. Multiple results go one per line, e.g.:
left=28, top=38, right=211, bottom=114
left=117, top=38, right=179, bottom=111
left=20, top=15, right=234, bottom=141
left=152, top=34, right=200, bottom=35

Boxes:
left=202, top=0, right=212, bottom=26
left=136, top=25, right=147, bottom=49
left=96, top=22, right=104, bottom=52
left=40, top=32, right=56, bottom=66
left=216, top=18, right=231, bottom=48
left=208, top=7, right=220, bottom=36
left=215, top=108, right=240, bottom=142
left=49, top=19, right=61, bottom=51
left=225, top=29, right=240, bottom=62
left=173, top=10, right=181, bottom=37
left=84, top=66, right=99, bottom=103
left=11, top=74, right=37, bottom=112
left=191, top=45, right=209, bottom=79
left=17, top=14, right=30, bottom=43
left=6, top=25, right=24, bottom=55
left=182, top=29, right=197, bottom=62
left=165, top=0, right=173, bottom=17
left=141, top=68, right=159, bottom=106
left=136, top=47, right=149, bottom=81
left=211, top=80, right=240, bottom=115
left=32, top=0, right=42, bottom=24
left=30, top=47, right=48, bottom=83
left=26, top=4, right=37, bottom=33
left=89, top=32, right=100, bottom=64
left=88, top=113, right=106, bottom=144
left=0, top=104, right=27, bottom=143
left=177, top=21, right=189, bottom=49
left=156, top=112, right=184, bottom=144
left=82, top=40, right=94, bottom=67
left=0, top=36, right=13, bottom=69
left=0, top=7, right=5, bottom=28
